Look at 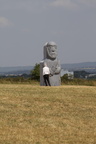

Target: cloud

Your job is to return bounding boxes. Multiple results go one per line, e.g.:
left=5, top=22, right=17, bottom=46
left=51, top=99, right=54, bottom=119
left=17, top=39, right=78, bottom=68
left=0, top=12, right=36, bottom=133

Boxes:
left=0, top=17, right=12, bottom=27
left=50, top=0, right=96, bottom=9
left=50, top=0, right=78, bottom=9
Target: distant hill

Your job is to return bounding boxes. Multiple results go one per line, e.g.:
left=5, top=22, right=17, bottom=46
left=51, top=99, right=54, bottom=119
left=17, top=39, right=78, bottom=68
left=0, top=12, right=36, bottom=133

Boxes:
left=0, top=62, right=96, bottom=75
left=0, top=66, right=33, bottom=75
left=61, top=62, right=96, bottom=73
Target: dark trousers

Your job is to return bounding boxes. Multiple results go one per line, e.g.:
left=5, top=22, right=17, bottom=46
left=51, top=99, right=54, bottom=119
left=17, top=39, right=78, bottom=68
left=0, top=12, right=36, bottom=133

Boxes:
left=43, top=74, right=51, bottom=86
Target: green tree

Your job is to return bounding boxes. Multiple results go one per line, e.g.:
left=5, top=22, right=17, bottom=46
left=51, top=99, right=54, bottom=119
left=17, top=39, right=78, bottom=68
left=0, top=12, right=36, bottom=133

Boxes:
left=61, top=74, right=68, bottom=82
left=30, top=63, right=40, bottom=81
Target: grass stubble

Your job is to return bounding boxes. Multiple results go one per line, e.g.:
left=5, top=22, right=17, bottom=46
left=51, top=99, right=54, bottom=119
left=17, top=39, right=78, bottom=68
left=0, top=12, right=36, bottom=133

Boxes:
left=0, top=84, right=96, bottom=144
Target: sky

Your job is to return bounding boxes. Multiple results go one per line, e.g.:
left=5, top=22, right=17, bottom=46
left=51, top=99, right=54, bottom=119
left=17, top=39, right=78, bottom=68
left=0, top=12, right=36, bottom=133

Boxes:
left=0, top=0, right=96, bottom=67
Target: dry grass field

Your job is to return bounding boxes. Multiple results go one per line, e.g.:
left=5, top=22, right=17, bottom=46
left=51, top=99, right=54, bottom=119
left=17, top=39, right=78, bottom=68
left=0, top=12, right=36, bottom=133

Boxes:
left=0, top=84, right=96, bottom=144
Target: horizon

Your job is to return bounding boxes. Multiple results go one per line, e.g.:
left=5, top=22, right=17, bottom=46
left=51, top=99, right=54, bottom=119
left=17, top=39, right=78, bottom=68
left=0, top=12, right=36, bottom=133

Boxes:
left=0, top=61, right=96, bottom=68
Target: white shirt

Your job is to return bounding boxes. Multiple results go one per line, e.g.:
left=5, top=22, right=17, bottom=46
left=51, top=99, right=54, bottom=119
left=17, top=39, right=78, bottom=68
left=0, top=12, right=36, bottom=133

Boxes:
left=43, top=66, right=50, bottom=75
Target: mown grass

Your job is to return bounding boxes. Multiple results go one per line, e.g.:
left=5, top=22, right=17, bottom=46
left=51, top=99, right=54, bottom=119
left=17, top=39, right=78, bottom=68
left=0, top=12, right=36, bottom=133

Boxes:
left=1, top=77, right=96, bottom=86
left=0, top=84, right=96, bottom=144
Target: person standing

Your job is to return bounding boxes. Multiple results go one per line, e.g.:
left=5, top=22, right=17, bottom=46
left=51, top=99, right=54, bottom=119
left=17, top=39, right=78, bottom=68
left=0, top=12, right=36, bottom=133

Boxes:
left=43, top=63, right=51, bottom=86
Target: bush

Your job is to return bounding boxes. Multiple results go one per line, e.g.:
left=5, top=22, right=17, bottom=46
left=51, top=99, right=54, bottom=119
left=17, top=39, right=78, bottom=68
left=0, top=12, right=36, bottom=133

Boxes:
left=61, top=76, right=96, bottom=86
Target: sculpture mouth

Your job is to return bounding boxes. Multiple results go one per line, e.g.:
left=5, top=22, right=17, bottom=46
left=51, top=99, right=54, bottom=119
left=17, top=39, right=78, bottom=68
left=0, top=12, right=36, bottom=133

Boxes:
left=50, top=54, right=56, bottom=58
left=51, top=53, right=55, bottom=55
left=52, top=51, right=56, bottom=54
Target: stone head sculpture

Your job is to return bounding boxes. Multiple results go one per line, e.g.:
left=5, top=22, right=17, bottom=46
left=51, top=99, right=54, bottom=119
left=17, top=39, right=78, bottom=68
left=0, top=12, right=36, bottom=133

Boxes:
left=44, top=42, right=57, bottom=60
left=40, top=41, right=61, bottom=86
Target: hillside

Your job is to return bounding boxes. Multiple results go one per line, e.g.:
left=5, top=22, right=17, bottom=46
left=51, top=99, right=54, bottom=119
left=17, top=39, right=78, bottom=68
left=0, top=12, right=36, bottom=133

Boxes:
left=61, top=62, right=96, bottom=72
left=0, top=62, right=96, bottom=75
left=0, top=66, right=33, bottom=75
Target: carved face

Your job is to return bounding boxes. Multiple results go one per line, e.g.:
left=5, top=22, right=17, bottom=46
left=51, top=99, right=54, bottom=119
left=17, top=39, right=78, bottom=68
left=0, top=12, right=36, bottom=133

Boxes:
left=47, top=45, right=57, bottom=59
